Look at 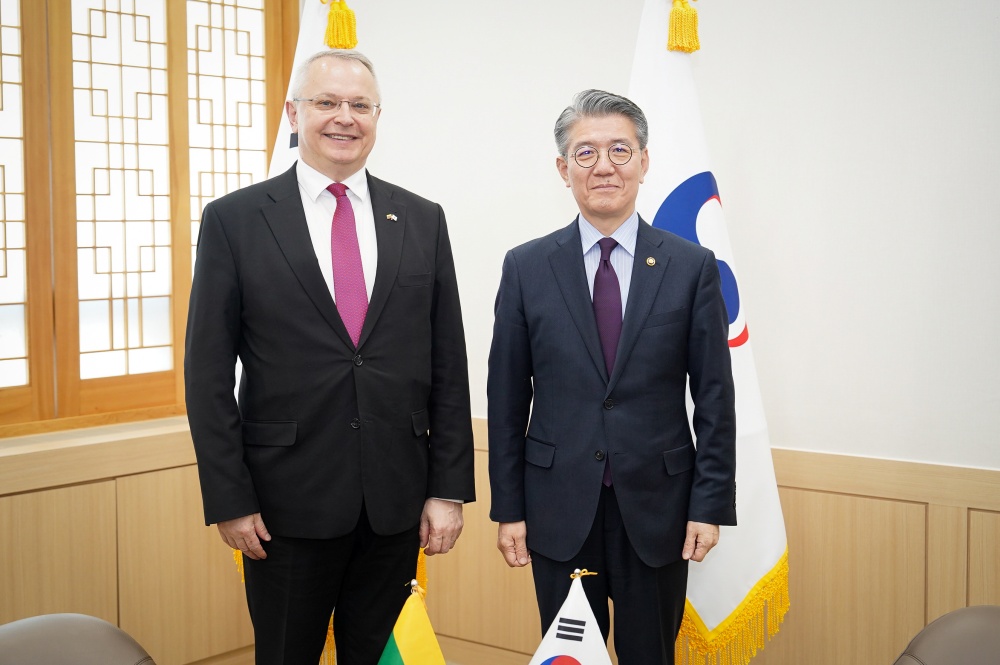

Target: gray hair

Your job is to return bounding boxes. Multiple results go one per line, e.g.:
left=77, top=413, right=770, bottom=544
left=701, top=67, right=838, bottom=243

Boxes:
left=289, top=49, right=381, bottom=102
left=554, top=89, right=649, bottom=156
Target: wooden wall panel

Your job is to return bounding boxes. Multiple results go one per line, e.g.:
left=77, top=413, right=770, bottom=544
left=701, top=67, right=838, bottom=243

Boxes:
left=117, top=465, right=253, bottom=665
left=0, top=482, right=117, bottom=625
left=969, top=509, right=1000, bottom=606
left=926, top=504, right=968, bottom=621
left=426, top=448, right=540, bottom=657
left=715, top=488, right=927, bottom=665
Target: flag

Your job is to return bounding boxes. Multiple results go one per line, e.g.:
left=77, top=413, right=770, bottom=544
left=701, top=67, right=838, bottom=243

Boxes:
left=377, top=582, right=446, bottom=665
left=626, top=2, right=790, bottom=664
left=267, top=0, right=341, bottom=179
left=528, top=571, right=613, bottom=665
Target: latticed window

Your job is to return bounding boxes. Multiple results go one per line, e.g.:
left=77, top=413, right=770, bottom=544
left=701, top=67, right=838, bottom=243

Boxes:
left=0, top=0, right=294, bottom=431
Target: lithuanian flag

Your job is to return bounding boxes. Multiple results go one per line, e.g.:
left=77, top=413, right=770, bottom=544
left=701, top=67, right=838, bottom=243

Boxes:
left=377, top=582, right=445, bottom=665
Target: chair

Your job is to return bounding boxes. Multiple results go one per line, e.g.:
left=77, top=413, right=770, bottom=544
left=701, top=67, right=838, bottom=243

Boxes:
left=0, top=613, right=155, bottom=665
left=892, top=605, right=1000, bottom=664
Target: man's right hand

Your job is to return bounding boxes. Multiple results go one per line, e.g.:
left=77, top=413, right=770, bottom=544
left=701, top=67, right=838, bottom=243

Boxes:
left=497, top=521, right=531, bottom=567
left=217, top=513, right=271, bottom=560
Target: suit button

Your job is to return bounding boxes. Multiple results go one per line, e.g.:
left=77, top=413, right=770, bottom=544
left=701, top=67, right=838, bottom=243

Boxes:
left=353, top=355, right=363, bottom=366
left=350, top=418, right=361, bottom=429
left=603, top=399, right=614, bottom=410
left=595, top=450, right=606, bottom=461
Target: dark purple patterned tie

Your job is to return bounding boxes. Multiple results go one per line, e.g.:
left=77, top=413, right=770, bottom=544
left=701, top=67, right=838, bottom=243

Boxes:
left=327, top=183, right=367, bottom=347
left=593, top=237, right=622, bottom=375
left=593, top=237, right=621, bottom=486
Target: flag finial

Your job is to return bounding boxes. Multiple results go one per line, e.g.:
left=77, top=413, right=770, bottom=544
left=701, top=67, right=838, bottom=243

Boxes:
left=668, top=0, right=700, bottom=53
left=322, top=0, right=358, bottom=49
left=570, top=568, right=598, bottom=579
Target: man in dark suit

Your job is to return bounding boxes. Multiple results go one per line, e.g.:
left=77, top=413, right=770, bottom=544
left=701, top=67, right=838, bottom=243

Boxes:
left=185, top=50, right=475, bottom=665
left=488, top=90, right=736, bottom=664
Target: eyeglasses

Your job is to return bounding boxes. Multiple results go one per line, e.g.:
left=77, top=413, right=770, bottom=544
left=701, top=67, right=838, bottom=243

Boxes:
left=292, top=96, right=381, bottom=117
left=570, top=143, right=633, bottom=168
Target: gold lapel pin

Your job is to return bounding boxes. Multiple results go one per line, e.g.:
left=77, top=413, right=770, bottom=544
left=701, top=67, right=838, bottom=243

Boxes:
left=386, top=213, right=398, bottom=221
left=646, top=257, right=656, bottom=267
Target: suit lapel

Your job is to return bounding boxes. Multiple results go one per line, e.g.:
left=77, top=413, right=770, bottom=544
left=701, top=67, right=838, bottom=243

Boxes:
left=607, top=218, right=671, bottom=392
left=549, top=219, right=609, bottom=383
left=261, top=164, right=354, bottom=348
left=357, top=173, right=406, bottom=349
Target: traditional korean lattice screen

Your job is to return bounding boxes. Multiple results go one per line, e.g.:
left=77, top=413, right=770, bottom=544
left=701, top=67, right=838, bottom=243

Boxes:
left=0, top=0, right=286, bottom=429
left=0, top=0, right=27, bottom=389
left=72, top=0, right=173, bottom=379
left=187, top=0, right=267, bottom=266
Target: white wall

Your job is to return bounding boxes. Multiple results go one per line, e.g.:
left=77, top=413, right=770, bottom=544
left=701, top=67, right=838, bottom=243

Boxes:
left=318, top=0, right=1000, bottom=469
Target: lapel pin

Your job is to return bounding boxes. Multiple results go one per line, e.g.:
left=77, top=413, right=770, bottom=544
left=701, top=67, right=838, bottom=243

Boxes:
left=646, top=257, right=656, bottom=266
left=386, top=213, right=398, bottom=221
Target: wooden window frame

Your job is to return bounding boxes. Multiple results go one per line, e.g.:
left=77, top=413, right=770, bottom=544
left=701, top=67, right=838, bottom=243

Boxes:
left=0, top=0, right=297, bottom=437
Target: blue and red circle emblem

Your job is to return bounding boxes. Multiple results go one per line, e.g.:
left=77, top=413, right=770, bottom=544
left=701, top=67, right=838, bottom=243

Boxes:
left=540, top=657, right=583, bottom=665
left=653, top=171, right=749, bottom=348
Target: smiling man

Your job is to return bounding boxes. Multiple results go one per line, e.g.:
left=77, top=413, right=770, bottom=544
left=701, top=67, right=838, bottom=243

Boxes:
left=185, top=50, right=475, bottom=665
left=488, top=90, right=737, bottom=664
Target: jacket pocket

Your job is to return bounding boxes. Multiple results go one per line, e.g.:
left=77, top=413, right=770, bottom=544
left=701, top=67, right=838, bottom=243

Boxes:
left=411, top=409, right=430, bottom=437
left=242, top=420, right=297, bottom=447
left=662, top=444, right=695, bottom=475
left=525, top=437, right=555, bottom=469
left=643, top=307, right=688, bottom=328
left=397, top=272, right=433, bottom=287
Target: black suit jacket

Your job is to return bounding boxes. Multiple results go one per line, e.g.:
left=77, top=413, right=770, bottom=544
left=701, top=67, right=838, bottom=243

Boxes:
left=488, top=218, right=736, bottom=567
left=185, top=164, right=475, bottom=538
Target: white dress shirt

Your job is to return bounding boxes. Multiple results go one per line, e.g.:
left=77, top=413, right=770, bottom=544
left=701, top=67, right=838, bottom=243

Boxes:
left=296, top=160, right=377, bottom=301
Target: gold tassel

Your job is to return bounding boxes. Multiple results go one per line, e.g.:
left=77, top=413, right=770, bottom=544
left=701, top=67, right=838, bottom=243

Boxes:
left=322, top=0, right=359, bottom=49
left=232, top=548, right=244, bottom=583
left=668, top=0, right=700, bottom=53
left=674, top=550, right=790, bottom=665
left=316, top=549, right=429, bottom=661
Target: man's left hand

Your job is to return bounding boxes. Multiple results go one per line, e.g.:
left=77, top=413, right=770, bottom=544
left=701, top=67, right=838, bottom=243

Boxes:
left=420, top=499, right=464, bottom=556
left=682, top=521, right=720, bottom=562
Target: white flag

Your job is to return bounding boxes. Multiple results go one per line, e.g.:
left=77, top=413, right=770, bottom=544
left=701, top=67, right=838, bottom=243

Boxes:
left=626, top=2, right=789, bottom=664
left=528, top=575, right=612, bottom=665
left=267, top=0, right=339, bottom=178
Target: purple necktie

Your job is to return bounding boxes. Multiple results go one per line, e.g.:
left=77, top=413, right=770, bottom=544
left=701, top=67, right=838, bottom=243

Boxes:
left=593, top=237, right=622, bottom=375
left=593, top=237, right=621, bottom=486
left=327, top=183, right=367, bottom=347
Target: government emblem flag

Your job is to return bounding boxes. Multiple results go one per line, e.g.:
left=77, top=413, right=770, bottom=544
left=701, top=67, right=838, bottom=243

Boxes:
left=377, top=581, right=446, bottom=665
left=528, top=571, right=613, bottom=665
left=626, top=2, right=789, bottom=664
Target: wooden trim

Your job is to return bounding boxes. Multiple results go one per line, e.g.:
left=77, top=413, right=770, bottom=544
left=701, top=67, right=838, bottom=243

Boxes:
left=264, top=0, right=286, bottom=167
left=0, top=404, right=184, bottom=439
left=770, top=447, right=1000, bottom=510
left=0, top=416, right=194, bottom=496
left=166, top=0, right=192, bottom=408
left=0, top=0, right=57, bottom=425
left=47, top=0, right=81, bottom=416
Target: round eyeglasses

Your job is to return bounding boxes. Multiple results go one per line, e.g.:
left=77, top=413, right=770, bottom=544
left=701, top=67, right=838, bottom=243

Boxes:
left=292, top=96, right=381, bottom=117
left=571, top=143, right=634, bottom=168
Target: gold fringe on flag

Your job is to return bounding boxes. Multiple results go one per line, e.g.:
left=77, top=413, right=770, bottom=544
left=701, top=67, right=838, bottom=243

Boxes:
left=321, top=0, right=359, bottom=49
left=237, top=547, right=430, bottom=663
left=668, top=0, right=700, bottom=53
left=674, top=550, right=790, bottom=665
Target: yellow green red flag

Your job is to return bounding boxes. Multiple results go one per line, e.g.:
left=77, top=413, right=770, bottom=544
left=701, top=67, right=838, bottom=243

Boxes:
left=377, top=584, right=445, bottom=665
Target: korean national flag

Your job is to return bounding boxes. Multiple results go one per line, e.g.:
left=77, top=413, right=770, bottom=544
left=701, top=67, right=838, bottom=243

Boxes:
left=528, top=575, right=612, bottom=665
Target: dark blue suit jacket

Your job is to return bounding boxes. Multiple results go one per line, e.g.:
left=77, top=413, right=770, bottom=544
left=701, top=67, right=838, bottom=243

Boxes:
left=488, top=217, right=736, bottom=567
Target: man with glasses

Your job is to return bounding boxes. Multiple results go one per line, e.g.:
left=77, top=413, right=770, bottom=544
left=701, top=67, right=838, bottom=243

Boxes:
left=186, top=50, right=475, bottom=664
left=488, top=89, right=736, bottom=664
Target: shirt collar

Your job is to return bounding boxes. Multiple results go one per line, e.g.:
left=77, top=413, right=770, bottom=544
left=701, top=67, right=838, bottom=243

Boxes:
left=578, top=211, right=639, bottom=257
left=295, top=160, right=370, bottom=205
